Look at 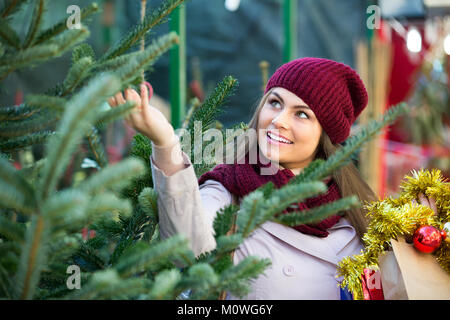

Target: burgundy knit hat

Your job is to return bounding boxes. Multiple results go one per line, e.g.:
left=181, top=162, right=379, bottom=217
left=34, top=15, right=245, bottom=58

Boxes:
left=264, top=57, right=368, bottom=144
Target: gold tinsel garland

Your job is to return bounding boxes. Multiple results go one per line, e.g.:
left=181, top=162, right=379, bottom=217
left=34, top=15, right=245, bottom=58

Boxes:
left=337, top=169, right=450, bottom=300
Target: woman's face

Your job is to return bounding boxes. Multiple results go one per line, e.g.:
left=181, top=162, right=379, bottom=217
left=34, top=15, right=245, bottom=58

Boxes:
left=257, top=87, right=323, bottom=175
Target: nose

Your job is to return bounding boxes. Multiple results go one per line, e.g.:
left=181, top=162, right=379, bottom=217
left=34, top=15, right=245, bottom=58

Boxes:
left=271, top=110, right=290, bottom=129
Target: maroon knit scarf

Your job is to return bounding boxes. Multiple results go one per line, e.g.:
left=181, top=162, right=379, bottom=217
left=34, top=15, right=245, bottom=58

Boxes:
left=198, top=152, right=342, bottom=237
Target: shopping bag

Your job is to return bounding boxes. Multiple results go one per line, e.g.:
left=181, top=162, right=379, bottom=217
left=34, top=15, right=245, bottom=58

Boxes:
left=378, top=236, right=450, bottom=300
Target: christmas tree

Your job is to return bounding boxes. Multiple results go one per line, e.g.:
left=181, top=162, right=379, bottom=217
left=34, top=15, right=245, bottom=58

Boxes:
left=0, top=0, right=408, bottom=299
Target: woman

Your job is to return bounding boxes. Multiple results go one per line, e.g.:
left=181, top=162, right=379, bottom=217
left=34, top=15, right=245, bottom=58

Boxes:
left=108, top=57, right=435, bottom=299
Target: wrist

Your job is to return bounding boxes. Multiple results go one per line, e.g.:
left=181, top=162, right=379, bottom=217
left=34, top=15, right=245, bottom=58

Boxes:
left=152, top=132, right=178, bottom=149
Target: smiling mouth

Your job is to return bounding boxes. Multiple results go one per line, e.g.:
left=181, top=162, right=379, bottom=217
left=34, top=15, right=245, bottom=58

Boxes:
left=266, top=132, right=294, bottom=145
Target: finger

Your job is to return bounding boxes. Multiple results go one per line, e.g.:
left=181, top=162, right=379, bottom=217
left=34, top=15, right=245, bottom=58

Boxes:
left=125, top=88, right=141, bottom=105
left=418, top=193, right=430, bottom=207
left=115, top=91, right=126, bottom=105
left=124, top=89, right=141, bottom=125
left=428, top=197, right=438, bottom=216
left=140, top=83, right=150, bottom=118
left=107, top=97, right=117, bottom=107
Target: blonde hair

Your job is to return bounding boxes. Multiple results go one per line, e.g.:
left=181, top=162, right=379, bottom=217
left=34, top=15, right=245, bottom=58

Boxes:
left=235, top=89, right=377, bottom=238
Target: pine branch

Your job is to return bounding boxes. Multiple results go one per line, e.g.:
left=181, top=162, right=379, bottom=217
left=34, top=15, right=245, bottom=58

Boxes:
left=0, top=0, right=28, bottom=19
left=71, top=43, right=96, bottom=63
left=18, top=158, right=45, bottom=185
left=66, top=269, right=150, bottom=299
left=215, top=234, right=243, bottom=254
left=177, top=263, right=218, bottom=299
left=0, top=157, right=36, bottom=214
left=138, top=187, right=159, bottom=222
left=0, top=131, right=54, bottom=152
left=0, top=263, right=13, bottom=299
left=15, top=214, right=49, bottom=299
left=0, top=214, right=25, bottom=242
left=46, top=234, right=81, bottom=266
left=100, top=0, right=186, bottom=61
left=38, top=73, right=121, bottom=200
left=0, top=43, right=58, bottom=72
left=22, top=0, right=46, bottom=48
left=75, top=242, right=106, bottom=272
left=116, top=206, right=159, bottom=248
left=25, top=94, right=66, bottom=113
left=186, top=76, right=238, bottom=176
left=0, top=103, right=41, bottom=121
left=275, top=195, right=360, bottom=226
left=48, top=27, right=90, bottom=55
left=213, top=204, right=239, bottom=238
left=217, top=256, right=271, bottom=299
left=90, top=218, right=122, bottom=240
left=0, top=110, right=58, bottom=138
left=237, top=181, right=327, bottom=237
left=119, top=136, right=154, bottom=203
left=187, top=76, right=238, bottom=134
left=85, top=126, right=108, bottom=169
left=0, top=28, right=89, bottom=82
left=114, top=234, right=191, bottom=277
left=148, top=269, right=181, bottom=299
left=181, top=97, right=201, bottom=130
left=77, top=157, right=146, bottom=195
left=114, top=32, right=179, bottom=87
left=95, top=101, right=136, bottom=128
left=0, top=17, right=21, bottom=49
left=33, top=3, right=99, bottom=46
left=61, top=56, right=93, bottom=96
left=84, top=193, right=132, bottom=222
left=91, top=51, right=140, bottom=74
left=42, top=189, right=88, bottom=234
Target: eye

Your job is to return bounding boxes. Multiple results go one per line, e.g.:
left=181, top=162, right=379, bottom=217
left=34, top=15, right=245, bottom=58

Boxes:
left=268, top=99, right=281, bottom=108
left=296, top=111, right=309, bottom=119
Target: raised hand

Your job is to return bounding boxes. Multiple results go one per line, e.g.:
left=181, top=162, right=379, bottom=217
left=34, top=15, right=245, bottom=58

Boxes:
left=108, top=83, right=176, bottom=147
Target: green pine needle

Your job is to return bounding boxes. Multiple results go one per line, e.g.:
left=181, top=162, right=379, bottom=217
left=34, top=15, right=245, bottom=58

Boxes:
left=115, top=234, right=191, bottom=277
left=0, top=131, right=54, bottom=153
left=22, top=0, right=47, bottom=48
left=38, top=73, right=121, bottom=200
left=78, top=157, right=146, bottom=195
left=275, top=195, right=360, bottom=226
left=0, top=17, right=20, bottom=49
left=34, top=3, right=99, bottom=46
left=100, top=0, right=186, bottom=61
left=0, top=157, right=36, bottom=213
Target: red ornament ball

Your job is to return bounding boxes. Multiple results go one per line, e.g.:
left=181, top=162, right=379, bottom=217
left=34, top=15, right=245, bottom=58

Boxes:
left=412, top=225, right=443, bottom=253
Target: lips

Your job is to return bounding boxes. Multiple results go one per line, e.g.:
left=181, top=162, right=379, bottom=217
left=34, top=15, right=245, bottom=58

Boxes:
left=266, top=131, right=293, bottom=145
left=267, top=132, right=293, bottom=146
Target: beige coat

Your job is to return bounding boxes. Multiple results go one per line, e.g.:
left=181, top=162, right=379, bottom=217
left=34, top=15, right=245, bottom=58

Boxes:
left=150, top=138, right=363, bottom=300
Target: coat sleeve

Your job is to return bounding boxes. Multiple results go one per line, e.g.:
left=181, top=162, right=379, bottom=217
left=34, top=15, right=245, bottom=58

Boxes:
left=150, top=136, right=233, bottom=257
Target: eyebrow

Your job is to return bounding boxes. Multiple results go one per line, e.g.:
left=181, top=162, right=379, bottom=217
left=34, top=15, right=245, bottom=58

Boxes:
left=270, top=91, right=311, bottom=110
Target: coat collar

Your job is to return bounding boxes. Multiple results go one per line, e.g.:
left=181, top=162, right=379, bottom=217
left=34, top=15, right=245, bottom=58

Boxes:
left=259, top=219, right=357, bottom=266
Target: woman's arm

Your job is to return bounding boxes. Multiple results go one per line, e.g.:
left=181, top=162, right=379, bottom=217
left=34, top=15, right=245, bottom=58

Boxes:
left=150, top=137, right=233, bottom=257
left=107, top=85, right=232, bottom=256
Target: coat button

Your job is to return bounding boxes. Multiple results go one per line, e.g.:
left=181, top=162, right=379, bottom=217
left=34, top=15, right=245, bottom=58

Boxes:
left=283, top=265, right=295, bottom=276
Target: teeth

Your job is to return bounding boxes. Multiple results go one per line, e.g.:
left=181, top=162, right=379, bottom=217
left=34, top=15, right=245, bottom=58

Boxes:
left=268, top=132, right=292, bottom=144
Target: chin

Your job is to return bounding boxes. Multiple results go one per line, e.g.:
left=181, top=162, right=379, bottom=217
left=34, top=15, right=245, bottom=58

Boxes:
left=258, top=141, right=281, bottom=163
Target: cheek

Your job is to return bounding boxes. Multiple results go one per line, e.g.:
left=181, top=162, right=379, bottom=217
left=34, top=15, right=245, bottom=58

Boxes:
left=292, top=124, right=321, bottom=146
left=257, top=107, right=272, bottom=128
